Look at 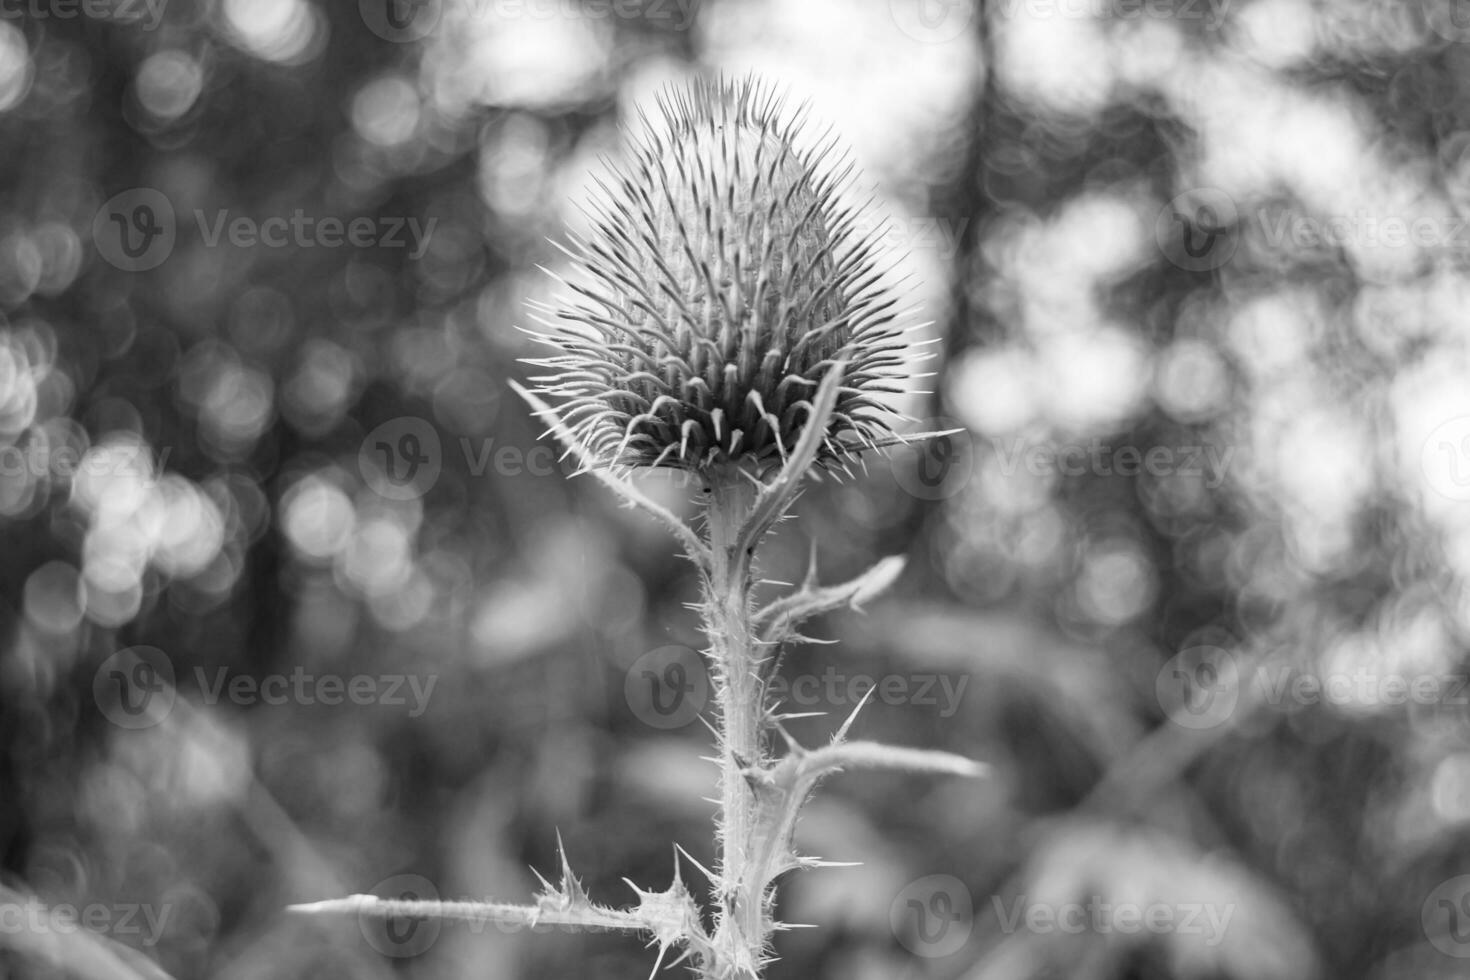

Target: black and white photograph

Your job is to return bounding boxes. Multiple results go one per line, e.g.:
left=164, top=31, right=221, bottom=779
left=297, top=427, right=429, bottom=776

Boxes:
left=0, top=0, right=1468, bottom=977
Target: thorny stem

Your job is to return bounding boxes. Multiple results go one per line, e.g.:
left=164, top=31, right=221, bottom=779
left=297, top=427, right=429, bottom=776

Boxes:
left=288, top=71, right=995, bottom=973
left=702, top=468, right=768, bottom=973
left=286, top=430, right=985, bottom=978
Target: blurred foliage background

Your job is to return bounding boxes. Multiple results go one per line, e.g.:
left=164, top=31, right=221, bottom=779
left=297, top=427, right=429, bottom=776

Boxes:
left=3, top=0, right=1470, bottom=978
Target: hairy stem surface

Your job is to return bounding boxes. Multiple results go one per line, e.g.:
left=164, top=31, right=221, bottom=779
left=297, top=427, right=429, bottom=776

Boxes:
left=702, top=469, right=770, bottom=976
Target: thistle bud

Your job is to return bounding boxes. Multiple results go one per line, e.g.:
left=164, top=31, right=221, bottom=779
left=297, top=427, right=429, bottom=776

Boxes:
left=526, top=75, right=919, bottom=475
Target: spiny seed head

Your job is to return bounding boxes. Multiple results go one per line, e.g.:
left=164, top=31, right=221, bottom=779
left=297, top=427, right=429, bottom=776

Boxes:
left=525, top=75, right=922, bottom=475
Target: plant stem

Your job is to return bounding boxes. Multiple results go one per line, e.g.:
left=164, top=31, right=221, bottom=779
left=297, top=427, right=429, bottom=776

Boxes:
left=702, top=468, right=768, bottom=976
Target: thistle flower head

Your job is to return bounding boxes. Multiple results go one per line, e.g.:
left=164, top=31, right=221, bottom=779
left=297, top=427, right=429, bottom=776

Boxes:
left=525, top=75, right=920, bottom=476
